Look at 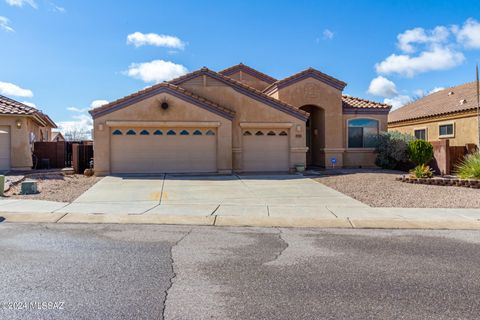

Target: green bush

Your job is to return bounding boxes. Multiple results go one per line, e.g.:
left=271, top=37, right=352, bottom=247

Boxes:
left=375, top=131, right=414, bottom=170
left=455, top=152, right=480, bottom=179
left=409, top=164, right=434, bottom=178
left=408, top=139, right=433, bottom=165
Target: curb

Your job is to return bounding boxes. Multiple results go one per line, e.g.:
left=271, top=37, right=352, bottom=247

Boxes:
left=1, top=212, right=480, bottom=230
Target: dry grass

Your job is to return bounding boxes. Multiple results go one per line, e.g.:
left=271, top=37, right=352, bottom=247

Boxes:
left=314, top=169, right=480, bottom=208
left=5, top=173, right=101, bottom=203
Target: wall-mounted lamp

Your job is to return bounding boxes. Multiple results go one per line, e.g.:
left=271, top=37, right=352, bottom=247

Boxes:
left=15, top=119, right=22, bottom=129
left=296, top=125, right=302, bottom=132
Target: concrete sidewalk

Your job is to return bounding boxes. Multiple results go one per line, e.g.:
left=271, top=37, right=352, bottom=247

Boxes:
left=1, top=198, right=480, bottom=229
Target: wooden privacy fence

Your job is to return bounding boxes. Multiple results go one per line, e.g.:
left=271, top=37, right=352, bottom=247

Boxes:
left=33, top=141, right=94, bottom=173
left=71, top=143, right=94, bottom=174
left=33, top=141, right=66, bottom=169
left=430, top=140, right=475, bottom=175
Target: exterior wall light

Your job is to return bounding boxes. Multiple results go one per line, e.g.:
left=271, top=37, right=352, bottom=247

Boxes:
left=16, top=119, right=22, bottom=129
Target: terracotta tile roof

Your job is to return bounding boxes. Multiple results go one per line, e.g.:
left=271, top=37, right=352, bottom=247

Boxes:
left=218, top=63, right=277, bottom=84
left=388, top=82, right=480, bottom=123
left=0, top=95, right=57, bottom=127
left=89, top=82, right=235, bottom=119
left=263, top=67, right=347, bottom=93
left=342, top=95, right=391, bottom=110
left=169, top=67, right=309, bottom=120
left=0, top=94, right=38, bottom=115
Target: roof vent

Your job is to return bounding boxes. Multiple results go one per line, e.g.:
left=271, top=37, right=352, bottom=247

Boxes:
left=460, top=99, right=467, bottom=105
left=448, top=91, right=455, bottom=96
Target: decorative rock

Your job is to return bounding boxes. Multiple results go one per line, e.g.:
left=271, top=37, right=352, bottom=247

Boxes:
left=62, top=167, right=75, bottom=176
left=20, top=180, right=38, bottom=195
left=84, top=168, right=94, bottom=177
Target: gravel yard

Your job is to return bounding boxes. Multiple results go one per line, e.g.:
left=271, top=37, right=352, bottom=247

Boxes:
left=4, top=173, right=101, bottom=203
left=314, top=169, right=480, bottom=208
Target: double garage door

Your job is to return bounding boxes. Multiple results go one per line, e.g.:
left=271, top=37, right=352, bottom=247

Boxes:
left=110, top=127, right=217, bottom=174
left=0, top=126, right=10, bottom=171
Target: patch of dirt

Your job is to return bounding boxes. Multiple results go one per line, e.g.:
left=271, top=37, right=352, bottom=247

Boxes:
left=314, top=169, right=480, bottom=208
left=4, top=173, right=101, bottom=203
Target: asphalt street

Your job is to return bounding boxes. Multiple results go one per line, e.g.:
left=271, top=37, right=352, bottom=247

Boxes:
left=0, top=223, right=479, bottom=319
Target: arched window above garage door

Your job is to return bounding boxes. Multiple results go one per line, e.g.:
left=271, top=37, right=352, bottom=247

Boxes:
left=167, top=130, right=176, bottom=135
left=180, top=130, right=189, bottom=135
left=140, top=130, right=150, bottom=135
left=243, top=131, right=252, bottom=136
left=255, top=131, right=264, bottom=136
left=267, top=131, right=276, bottom=136
left=126, top=130, right=136, bottom=135
left=279, top=131, right=288, bottom=136
left=153, top=130, right=163, bottom=135
left=112, top=129, right=122, bottom=135
left=193, top=130, right=202, bottom=135
left=206, top=130, right=215, bottom=136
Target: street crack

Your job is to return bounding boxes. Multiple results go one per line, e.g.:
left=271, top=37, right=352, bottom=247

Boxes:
left=161, top=228, right=193, bottom=320
left=266, top=228, right=289, bottom=264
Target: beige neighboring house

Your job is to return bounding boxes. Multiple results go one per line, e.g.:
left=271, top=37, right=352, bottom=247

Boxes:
left=388, top=82, right=479, bottom=147
left=0, top=95, right=57, bottom=171
left=51, top=131, right=65, bottom=142
left=90, top=64, right=391, bottom=175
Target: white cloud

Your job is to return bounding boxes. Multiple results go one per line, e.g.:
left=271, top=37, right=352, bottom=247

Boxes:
left=0, top=16, right=14, bottom=32
left=453, top=18, right=480, bottom=49
left=384, top=95, right=412, bottom=109
left=21, top=101, right=36, bottom=108
left=51, top=4, right=65, bottom=13
left=429, top=87, right=444, bottom=94
left=127, top=32, right=186, bottom=49
left=322, top=29, right=334, bottom=40
left=397, top=26, right=449, bottom=53
left=0, top=81, right=33, bottom=97
left=125, top=59, right=188, bottom=83
left=90, top=100, right=109, bottom=109
left=375, top=46, right=465, bottom=77
left=367, top=76, right=398, bottom=98
left=56, top=113, right=92, bottom=139
left=5, top=0, right=37, bottom=8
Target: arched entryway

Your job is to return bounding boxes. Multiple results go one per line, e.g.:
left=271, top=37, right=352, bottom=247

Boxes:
left=300, top=105, right=325, bottom=167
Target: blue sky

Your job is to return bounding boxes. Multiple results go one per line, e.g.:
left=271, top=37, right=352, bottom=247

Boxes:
left=1, top=0, right=480, bottom=133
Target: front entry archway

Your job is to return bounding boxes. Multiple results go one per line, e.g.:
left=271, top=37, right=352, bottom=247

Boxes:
left=300, top=105, right=325, bottom=167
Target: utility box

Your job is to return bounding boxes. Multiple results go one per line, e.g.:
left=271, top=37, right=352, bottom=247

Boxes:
left=20, top=180, right=38, bottom=195
left=0, top=175, right=4, bottom=196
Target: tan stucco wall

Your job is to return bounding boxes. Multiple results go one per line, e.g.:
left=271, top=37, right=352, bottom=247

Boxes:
left=388, top=112, right=478, bottom=147
left=0, top=116, right=53, bottom=170
left=224, top=71, right=272, bottom=91
left=179, top=74, right=307, bottom=171
left=92, top=92, right=233, bottom=176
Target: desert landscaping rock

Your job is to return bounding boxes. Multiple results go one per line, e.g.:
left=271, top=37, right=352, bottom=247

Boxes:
left=315, top=169, right=480, bottom=208
left=5, top=174, right=101, bottom=202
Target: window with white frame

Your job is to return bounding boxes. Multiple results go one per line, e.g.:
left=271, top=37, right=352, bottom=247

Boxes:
left=414, top=129, right=426, bottom=140
left=439, top=123, right=454, bottom=138
left=347, top=119, right=379, bottom=148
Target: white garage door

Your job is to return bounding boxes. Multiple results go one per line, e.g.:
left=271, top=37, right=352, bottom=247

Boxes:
left=110, top=127, right=217, bottom=174
left=0, top=126, right=10, bottom=171
left=242, top=129, right=289, bottom=172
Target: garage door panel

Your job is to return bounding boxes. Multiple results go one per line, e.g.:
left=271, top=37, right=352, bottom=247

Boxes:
left=0, top=126, right=10, bottom=170
left=242, top=130, right=289, bottom=172
left=110, top=128, right=216, bottom=174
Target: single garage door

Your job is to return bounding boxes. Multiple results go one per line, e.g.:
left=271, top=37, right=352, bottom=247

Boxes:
left=110, top=127, right=217, bottom=174
left=242, top=129, right=289, bottom=172
left=0, top=126, right=10, bottom=171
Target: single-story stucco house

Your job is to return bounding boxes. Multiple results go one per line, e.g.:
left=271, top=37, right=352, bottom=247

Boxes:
left=388, top=82, right=479, bottom=147
left=89, top=64, right=391, bottom=175
left=0, top=95, right=57, bottom=171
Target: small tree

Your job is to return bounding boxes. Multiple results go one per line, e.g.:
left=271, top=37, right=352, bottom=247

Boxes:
left=408, top=139, right=435, bottom=178
left=408, top=140, right=433, bottom=165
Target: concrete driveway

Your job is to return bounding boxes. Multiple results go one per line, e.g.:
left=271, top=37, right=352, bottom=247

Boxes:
left=59, top=174, right=368, bottom=217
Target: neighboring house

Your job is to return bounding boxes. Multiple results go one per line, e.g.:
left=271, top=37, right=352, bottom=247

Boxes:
left=388, top=82, right=479, bottom=147
left=90, top=64, right=391, bottom=175
left=51, top=131, right=65, bottom=142
left=0, top=95, right=57, bottom=171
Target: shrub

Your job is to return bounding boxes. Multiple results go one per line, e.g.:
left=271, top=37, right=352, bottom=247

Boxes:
left=408, top=139, right=433, bottom=165
left=455, top=152, right=480, bottom=179
left=375, top=131, right=414, bottom=170
left=409, top=164, right=434, bottom=178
